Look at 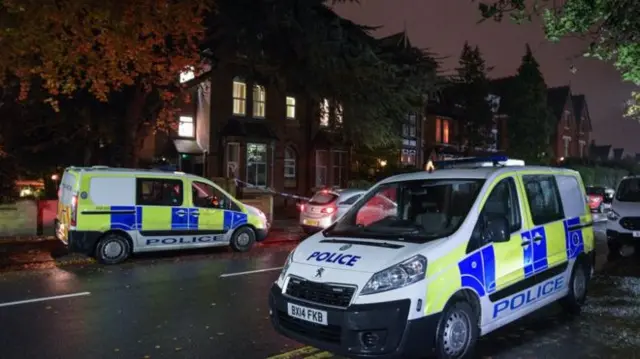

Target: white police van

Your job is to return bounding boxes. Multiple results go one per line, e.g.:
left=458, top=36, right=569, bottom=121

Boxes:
left=269, top=156, right=595, bottom=359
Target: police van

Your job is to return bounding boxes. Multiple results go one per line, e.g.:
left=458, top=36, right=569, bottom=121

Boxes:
left=55, top=166, right=269, bottom=264
left=269, top=156, right=595, bottom=359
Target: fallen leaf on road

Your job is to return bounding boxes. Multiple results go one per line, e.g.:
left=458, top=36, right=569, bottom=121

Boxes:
left=210, top=303, right=216, bottom=306
left=114, top=349, right=120, bottom=352
left=45, top=306, right=51, bottom=310
left=205, top=326, right=209, bottom=329
left=173, top=337, right=177, bottom=341
left=209, top=337, right=213, bottom=340
left=175, top=348, right=182, bottom=351
left=217, top=332, right=224, bottom=336
left=155, top=345, right=160, bottom=349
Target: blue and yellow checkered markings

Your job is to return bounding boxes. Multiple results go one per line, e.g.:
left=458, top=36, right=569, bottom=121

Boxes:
left=188, top=208, right=200, bottom=230
left=170, top=207, right=190, bottom=230
left=458, top=245, right=496, bottom=297
left=110, top=206, right=140, bottom=230
left=564, top=216, right=584, bottom=259
left=523, top=226, right=548, bottom=278
left=223, top=211, right=247, bottom=231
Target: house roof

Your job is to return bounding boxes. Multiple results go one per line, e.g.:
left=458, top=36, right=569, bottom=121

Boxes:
left=379, top=31, right=412, bottom=49
left=571, top=94, right=593, bottom=131
left=547, top=86, right=571, bottom=120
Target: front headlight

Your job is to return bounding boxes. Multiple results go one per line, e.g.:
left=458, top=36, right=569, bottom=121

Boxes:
left=608, top=210, right=620, bottom=221
left=278, top=251, right=294, bottom=283
left=361, top=255, right=427, bottom=295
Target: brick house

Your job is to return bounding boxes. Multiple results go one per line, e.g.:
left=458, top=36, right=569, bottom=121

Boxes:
left=547, top=86, right=593, bottom=160
left=146, top=62, right=351, bottom=217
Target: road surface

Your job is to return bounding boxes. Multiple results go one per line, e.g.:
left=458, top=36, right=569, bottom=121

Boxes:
left=1, top=222, right=639, bottom=359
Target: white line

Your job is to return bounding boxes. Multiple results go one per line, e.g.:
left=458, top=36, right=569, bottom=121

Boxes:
left=220, top=267, right=283, bottom=278
left=0, top=292, right=91, bottom=308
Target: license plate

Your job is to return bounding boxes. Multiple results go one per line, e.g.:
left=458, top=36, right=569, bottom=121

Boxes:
left=287, top=302, right=328, bottom=325
left=303, top=219, right=319, bottom=226
left=633, top=231, right=640, bottom=238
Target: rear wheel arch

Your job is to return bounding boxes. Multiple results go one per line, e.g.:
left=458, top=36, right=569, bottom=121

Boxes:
left=95, top=229, right=133, bottom=252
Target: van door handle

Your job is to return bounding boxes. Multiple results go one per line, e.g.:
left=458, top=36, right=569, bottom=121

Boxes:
left=533, top=234, right=544, bottom=243
left=521, top=239, right=531, bottom=246
left=175, top=209, right=186, bottom=216
left=191, top=211, right=199, bottom=217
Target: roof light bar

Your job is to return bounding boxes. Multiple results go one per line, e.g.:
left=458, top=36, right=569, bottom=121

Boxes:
left=433, top=156, right=524, bottom=169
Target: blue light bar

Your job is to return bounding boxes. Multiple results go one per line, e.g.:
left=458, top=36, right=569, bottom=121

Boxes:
left=432, top=155, right=523, bottom=169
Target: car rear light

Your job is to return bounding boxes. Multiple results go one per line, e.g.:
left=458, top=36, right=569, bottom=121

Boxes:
left=588, top=195, right=603, bottom=209
left=321, top=207, right=335, bottom=214
left=299, top=204, right=305, bottom=212
left=70, top=194, right=78, bottom=227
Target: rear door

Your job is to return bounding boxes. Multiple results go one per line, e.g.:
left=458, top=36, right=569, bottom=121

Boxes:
left=56, top=170, right=79, bottom=242
left=555, top=174, right=594, bottom=259
left=136, top=177, right=187, bottom=249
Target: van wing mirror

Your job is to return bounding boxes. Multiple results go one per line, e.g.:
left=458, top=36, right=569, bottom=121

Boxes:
left=482, top=216, right=510, bottom=243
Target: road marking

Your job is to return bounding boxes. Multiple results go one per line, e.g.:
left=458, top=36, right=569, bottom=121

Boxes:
left=0, top=292, right=91, bottom=308
left=219, top=267, right=283, bottom=278
left=266, top=346, right=320, bottom=359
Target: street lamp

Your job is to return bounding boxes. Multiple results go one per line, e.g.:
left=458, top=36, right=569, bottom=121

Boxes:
left=379, top=159, right=387, bottom=168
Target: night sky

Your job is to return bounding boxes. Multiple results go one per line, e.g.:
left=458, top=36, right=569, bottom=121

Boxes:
left=335, top=0, right=640, bottom=155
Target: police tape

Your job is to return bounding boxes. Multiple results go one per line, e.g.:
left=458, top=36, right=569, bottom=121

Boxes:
left=233, top=178, right=311, bottom=201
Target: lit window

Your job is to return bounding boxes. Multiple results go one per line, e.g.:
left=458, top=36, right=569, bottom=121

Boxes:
left=319, top=99, right=329, bottom=127
left=435, top=118, right=442, bottom=142
left=178, top=116, right=194, bottom=137
left=247, top=143, right=268, bottom=187
left=336, top=103, right=343, bottom=124
left=286, top=96, right=296, bottom=119
left=442, top=120, right=450, bottom=144
left=253, top=85, right=266, bottom=118
left=315, top=150, right=328, bottom=186
left=232, top=78, right=246, bottom=116
left=284, top=147, right=296, bottom=179
left=180, top=67, right=195, bottom=83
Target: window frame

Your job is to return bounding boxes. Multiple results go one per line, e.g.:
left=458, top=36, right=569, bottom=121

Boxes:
left=135, top=178, right=184, bottom=206
left=178, top=115, right=195, bottom=138
left=232, top=78, right=247, bottom=116
left=332, top=150, right=347, bottom=187
left=226, top=142, right=240, bottom=178
left=286, top=96, right=296, bottom=119
left=246, top=143, right=268, bottom=187
left=315, top=150, right=328, bottom=187
left=479, top=177, right=522, bottom=234
left=253, top=84, right=266, bottom=118
left=284, top=147, right=296, bottom=179
left=522, top=174, right=565, bottom=226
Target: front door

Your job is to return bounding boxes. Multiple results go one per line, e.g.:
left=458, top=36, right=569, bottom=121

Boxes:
left=190, top=180, right=229, bottom=245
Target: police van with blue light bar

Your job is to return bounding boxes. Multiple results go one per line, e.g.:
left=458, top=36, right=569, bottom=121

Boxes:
left=269, top=156, right=595, bottom=359
left=55, top=166, right=269, bottom=264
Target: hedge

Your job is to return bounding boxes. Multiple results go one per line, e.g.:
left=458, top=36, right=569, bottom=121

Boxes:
left=564, top=165, right=629, bottom=188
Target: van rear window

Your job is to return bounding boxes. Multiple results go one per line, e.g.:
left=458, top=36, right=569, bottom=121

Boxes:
left=309, top=192, right=338, bottom=205
left=136, top=178, right=184, bottom=206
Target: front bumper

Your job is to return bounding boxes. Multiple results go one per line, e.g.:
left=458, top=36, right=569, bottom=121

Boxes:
left=268, top=284, right=440, bottom=359
left=606, top=229, right=640, bottom=247
left=255, top=227, right=269, bottom=242
left=64, top=230, right=102, bottom=255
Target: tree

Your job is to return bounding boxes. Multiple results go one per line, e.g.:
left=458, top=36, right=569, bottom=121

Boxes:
left=204, top=0, right=439, bottom=149
left=506, top=44, right=555, bottom=163
left=0, top=0, right=211, bottom=166
left=453, top=43, right=494, bottom=149
left=477, top=0, right=640, bottom=88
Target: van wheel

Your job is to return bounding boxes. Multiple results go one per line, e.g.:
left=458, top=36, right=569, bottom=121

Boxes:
left=95, top=233, right=131, bottom=265
left=230, top=226, right=255, bottom=252
left=560, top=260, right=589, bottom=315
left=435, top=301, right=478, bottom=359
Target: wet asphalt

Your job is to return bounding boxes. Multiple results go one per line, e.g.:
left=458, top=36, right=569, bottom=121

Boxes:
left=1, top=222, right=640, bottom=359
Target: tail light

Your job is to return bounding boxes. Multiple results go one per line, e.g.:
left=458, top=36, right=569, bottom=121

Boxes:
left=70, top=194, right=78, bottom=227
left=299, top=204, right=305, bottom=212
left=321, top=206, right=336, bottom=214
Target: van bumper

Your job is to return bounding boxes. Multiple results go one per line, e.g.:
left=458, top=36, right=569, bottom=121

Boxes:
left=65, top=231, right=102, bottom=256
left=268, top=284, right=440, bottom=359
left=255, top=228, right=269, bottom=242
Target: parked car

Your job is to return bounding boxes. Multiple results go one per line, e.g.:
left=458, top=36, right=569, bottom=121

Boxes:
left=586, top=185, right=614, bottom=222
left=299, top=189, right=366, bottom=234
left=607, top=176, right=640, bottom=257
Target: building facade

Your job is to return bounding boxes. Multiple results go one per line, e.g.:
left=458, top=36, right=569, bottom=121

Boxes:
left=547, top=86, right=593, bottom=161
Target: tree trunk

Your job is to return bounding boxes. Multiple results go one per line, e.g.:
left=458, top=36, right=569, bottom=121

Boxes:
left=123, top=84, right=150, bottom=168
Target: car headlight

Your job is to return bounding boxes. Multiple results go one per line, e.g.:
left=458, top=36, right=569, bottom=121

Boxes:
left=361, top=255, right=427, bottom=295
left=608, top=210, right=620, bottom=221
left=278, top=251, right=294, bottom=283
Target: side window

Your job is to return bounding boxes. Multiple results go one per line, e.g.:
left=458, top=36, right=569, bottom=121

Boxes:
left=136, top=178, right=183, bottom=206
left=522, top=175, right=564, bottom=225
left=479, top=177, right=522, bottom=234
left=192, top=181, right=229, bottom=210
left=341, top=194, right=362, bottom=206
left=555, top=175, right=586, bottom=218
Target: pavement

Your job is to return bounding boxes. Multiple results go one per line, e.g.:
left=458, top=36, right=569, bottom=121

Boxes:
left=1, top=222, right=640, bottom=358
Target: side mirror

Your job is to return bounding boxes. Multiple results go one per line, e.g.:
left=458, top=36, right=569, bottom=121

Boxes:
left=483, top=216, right=510, bottom=243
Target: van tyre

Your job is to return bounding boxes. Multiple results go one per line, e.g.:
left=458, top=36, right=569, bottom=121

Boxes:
left=435, top=301, right=479, bottom=359
left=560, top=260, right=589, bottom=315
left=230, top=226, right=255, bottom=252
left=95, top=233, right=131, bottom=265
